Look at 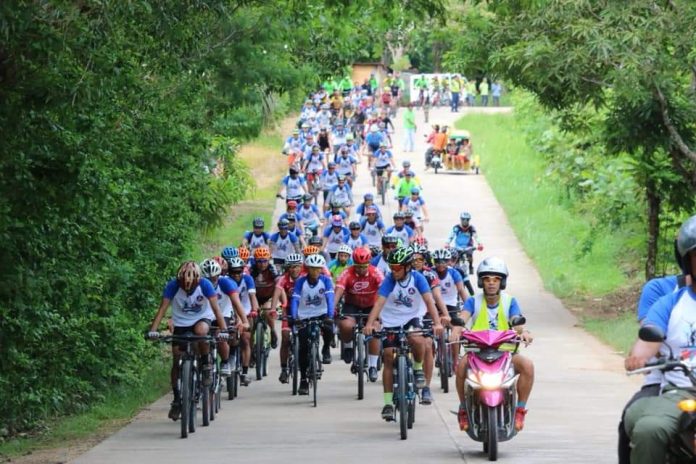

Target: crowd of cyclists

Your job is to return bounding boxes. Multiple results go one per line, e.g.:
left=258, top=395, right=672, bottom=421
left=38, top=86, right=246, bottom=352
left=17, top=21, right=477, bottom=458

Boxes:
left=146, top=77, right=534, bottom=439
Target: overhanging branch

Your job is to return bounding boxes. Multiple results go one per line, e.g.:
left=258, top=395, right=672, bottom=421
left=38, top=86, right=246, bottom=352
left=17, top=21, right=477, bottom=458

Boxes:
left=654, top=85, right=696, bottom=164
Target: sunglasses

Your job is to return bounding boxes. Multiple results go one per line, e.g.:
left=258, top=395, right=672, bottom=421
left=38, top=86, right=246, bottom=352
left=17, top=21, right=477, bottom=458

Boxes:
left=389, top=264, right=405, bottom=271
left=230, top=270, right=243, bottom=275
left=256, top=259, right=269, bottom=264
left=434, top=259, right=448, bottom=264
left=354, top=264, right=369, bottom=269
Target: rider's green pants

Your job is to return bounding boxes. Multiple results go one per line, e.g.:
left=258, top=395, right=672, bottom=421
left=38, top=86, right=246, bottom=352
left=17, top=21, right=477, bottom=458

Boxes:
left=624, top=388, right=692, bottom=464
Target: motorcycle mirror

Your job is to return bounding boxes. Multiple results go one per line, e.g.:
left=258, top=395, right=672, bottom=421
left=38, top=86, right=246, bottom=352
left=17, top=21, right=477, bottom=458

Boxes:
left=638, top=325, right=666, bottom=343
left=509, top=316, right=526, bottom=327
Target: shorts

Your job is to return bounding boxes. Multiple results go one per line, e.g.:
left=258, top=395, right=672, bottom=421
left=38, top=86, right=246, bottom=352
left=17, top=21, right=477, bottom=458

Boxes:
left=382, top=317, right=422, bottom=348
left=446, top=305, right=460, bottom=315
left=211, top=316, right=232, bottom=328
left=173, top=318, right=212, bottom=348
left=374, top=166, right=390, bottom=177
left=341, top=303, right=372, bottom=319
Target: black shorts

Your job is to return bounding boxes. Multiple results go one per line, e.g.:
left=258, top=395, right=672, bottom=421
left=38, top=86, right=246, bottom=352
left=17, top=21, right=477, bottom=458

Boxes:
left=341, top=304, right=372, bottom=319
left=374, top=166, right=390, bottom=177
left=173, top=318, right=212, bottom=348
left=382, top=317, right=422, bottom=348
left=446, top=305, right=460, bottom=316
left=211, top=316, right=232, bottom=328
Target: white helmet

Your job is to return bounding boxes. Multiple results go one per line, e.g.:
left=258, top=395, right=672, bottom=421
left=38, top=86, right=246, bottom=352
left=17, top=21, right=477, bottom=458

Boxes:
left=305, top=254, right=326, bottom=268
left=476, top=257, right=509, bottom=290
left=200, top=258, right=222, bottom=279
left=337, top=244, right=353, bottom=255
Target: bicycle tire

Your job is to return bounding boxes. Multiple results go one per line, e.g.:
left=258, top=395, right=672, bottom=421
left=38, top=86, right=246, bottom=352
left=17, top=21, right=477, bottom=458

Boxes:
left=357, top=333, right=365, bottom=400
left=380, top=177, right=386, bottom=206
left=180, top=359, right=192, bottom=439
left=262, top=328, right=270, bottom=377
left=188, top=365, right=196, bottom=434
left=407, top=366, right=415, bottom=429
left=227, top=375, right=235, bottom=401
left=310, top=341, right=318, bottom=407
left=255, top=322, right=264, bottom=380
left=202, top=377, right=210, bottom=426
left=439, top=333, right=449, bottom=393
left=397, top=355, right=408, bottom=440
left=291, top=337, right=299, bottom=395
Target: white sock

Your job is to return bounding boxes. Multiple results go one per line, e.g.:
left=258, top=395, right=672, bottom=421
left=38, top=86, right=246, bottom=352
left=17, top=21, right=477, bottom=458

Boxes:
left=369, top=355, right=379, bottom=368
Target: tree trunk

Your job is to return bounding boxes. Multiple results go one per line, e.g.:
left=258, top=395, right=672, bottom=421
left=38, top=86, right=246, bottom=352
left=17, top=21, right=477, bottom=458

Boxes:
left=645, top=180, right=660, bottom=280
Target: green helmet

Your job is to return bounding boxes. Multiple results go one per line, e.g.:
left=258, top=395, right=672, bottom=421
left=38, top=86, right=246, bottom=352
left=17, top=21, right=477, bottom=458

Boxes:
left=387, top=247, right=414, bottom=265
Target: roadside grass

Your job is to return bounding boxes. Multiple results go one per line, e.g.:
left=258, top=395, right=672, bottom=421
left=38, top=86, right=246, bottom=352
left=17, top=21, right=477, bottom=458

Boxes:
left=454, top=112, right=641, bottom=353
left=0, top=122, right=290, bottom=462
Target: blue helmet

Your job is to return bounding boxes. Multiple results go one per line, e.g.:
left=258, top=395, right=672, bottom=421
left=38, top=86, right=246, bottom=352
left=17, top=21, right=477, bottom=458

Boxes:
left=221, top=247, right=238, bottom=260
left=410, top=187, right=420, bottom=195
left=364, top=193, right=374, bottom=201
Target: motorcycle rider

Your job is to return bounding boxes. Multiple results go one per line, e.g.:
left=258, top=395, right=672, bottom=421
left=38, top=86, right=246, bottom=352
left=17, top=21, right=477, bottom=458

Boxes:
left=624, top=215, right=696, bottom=464
left=447, top=211, right=482, bottom=274
left=455, top=257, right=534, bottom=432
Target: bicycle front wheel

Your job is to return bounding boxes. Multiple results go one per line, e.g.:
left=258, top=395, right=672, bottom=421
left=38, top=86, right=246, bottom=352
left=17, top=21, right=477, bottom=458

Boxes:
left=439, top=333, right=449, bottom=393
left=292, top=338, right=299, bottom=395
left=397, top=355, right=408, bottom=440
left=310, top=341, right=319, bottom=407
left=255, top=323, right=264, bottom=380
left=356, top=333, right=365, bottom=400
left=180, top=360, right=192, bottom=439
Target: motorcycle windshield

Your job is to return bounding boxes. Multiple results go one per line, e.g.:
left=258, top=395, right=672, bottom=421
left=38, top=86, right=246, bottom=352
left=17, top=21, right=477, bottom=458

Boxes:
left=462, top=329, right=518, bottom=348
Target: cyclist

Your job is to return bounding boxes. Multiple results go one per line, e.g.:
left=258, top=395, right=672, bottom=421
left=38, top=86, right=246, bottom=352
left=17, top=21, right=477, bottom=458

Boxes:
left=363, top=247, right=444, bottom=421
left=393, top=170, right=420, bottom=208
left=284, top=128, right=303, bottom=154
left=455, top=257, right=534, bottom=432
left=401, top=187, right=430, bottom=234
left=285, top=213, right=304, bottom=244
left=227, top=257, right=257, bottom=386
left=432, top=248, right=469, bottom=369
left=319, top=161, right=340, bottom=205
left=297, top=194, right=322, bottom=237
left=448, top=248, right=476, bottom=297
left=403, top=209, right=418, bottom=232
left=371, top=234, right=398, bottom=275
left=242, top=217, right=270, bottom=252
left=344, top=221, right=368, bottom=250
left=271, top=253, right=305, bottom=384
left=221, top=246, right=239, bottom=273
left=147, top=261, right=230, bottom=420
left=355, top=192, right=383, bottom=221
left=290, top=254, right=336, bottom=394
left=277, top=166, right=307, bottom=204
left=250, top=246, right=281, bottom=351
left=269, top=218, right=301, bottom=267
left=365, top=125, right=383, bottom=157
left=200, top=258, right=251, bottom=376
left=371, top=142, right=395, bottom=185
left=323, top=200, right=348, bottom=225
left=386, top=211, right=414, bottom=245
left=332, top=121, right=349, bottom=155
left=325, top=175, right=353, bottom=216
left=391, top=160, right=422, bottom=187
left=323, top=215, right=350, bottom=260
left=328, top=244, right=354, bottom=281
left=335, top=246, right=384, bottom=381
left=360, top=207, right=386, bottom=247
left=334, top=146, right=357, bottom=186
left=447, top=211, right=482, bottom=274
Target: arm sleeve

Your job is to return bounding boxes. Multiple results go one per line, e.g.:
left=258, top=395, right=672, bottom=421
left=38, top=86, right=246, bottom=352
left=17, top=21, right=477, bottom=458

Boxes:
left=163, top=280, right=179, bottom=299
left=290, top=278, right=304, bottom=319
left=462, top=297, right=475, bottom=316
left=643, top=291, right=680, bottom=332
left=450, top=269, right=463, bottom=284
left=200, top=278, right=217, bottom=298
left=245, top=275, right=256, bottom=292
left=414, top=273, right=432, bottom=294
left=508, top=297, right=522, bottom=317
left=219, top=277, right=239, bottom=295
left=637, top=276, right=677, bottom=321
left=323, top=276, right=335, bottom=318
left=378, top=276, right=395, bottom=298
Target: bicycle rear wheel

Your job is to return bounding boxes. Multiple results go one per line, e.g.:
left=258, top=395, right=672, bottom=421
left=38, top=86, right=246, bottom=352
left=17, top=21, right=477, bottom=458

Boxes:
left=397, top=355, right=408, bottom=440
left=188, top=366, right=197, bottom=434
left=291, top=338, right=299, bottom=395
left=201, top=377, right=210, bottom=427
left=356, top=333, right=365, bottom=400
left=255, top=323, right=264, bottom=380
left=379, top=177, right=386, bottom=205
left=180, top=360, right=192, bottom=439
left=407, top=366, right=415, bottom=429
left=439, top=333, right=449, bottom=393
left=311, top=341, right=319, bottom=407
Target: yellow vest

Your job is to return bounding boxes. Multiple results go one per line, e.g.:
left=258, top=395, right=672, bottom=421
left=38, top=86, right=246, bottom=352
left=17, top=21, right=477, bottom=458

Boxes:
left=450, top=80, right=461, bottom=92
left=471, top=293, right=511, bottom=331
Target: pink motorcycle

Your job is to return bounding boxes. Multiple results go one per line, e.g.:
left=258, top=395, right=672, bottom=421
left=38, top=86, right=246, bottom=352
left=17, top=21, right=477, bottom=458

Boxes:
left=458, top=317, right=525, bottom=461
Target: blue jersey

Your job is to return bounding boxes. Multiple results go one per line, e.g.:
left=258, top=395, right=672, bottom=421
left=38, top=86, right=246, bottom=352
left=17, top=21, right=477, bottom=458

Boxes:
left=290, top=275, right=335, bottom=319
left=244, top=231, right=270, bottom=251
left=215, top=277, right=239, bottom=318
left=344, top=233, right=368, bottom=249
left=378, top=271, right=432, bottom=327
left=637, top=275, right=681, bottom=321
left=164, top=278, right=217, bottom=327
left=385, top=225, right=414, bottom=244
left=435, top=267, right=463, bottom=306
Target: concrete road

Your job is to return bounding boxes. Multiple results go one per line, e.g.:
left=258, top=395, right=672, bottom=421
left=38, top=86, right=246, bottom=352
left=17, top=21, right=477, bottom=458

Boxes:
left=73, top=106, right=640, bottom=463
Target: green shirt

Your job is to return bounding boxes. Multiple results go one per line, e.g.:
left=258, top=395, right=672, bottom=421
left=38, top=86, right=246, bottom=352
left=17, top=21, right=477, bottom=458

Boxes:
left=396, top=178, right=419, bottom=198
left=403, top=109, right=416, bottom=130
left=450, top=79, right=461, bottom=92
left=340, top=78, right=353, bottom=91
left=369, top=77, right=378, bottom=90
left=480, top=81, right=489, bottom=96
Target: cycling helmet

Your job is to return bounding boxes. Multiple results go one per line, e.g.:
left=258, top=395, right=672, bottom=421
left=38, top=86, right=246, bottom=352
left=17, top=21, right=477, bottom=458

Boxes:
left=402, top=160, right=411, bottom=168
left=212, top=256, right=228, bottom=273
left=303, top=193, right=313, bottom=202
left=253, top=246, right=271, bottom=260
left=308, top=235, right=323, bottom=246
left=221, top=246, right=238, bottom=260
left=349, top=221, right=361, bottom=230
left=331, top=216, right=343, bottom=227
left=285, top=213, right=297, bottom=221
left=366, top=206, right=378, bottom=215
left=287, top=201, right=297, bottom=209
left=303, top=245, right=321, bottom=256
left=370, top=125, right=379, bottom=133
left=353, top=247, right=372, bottom=264
left=677, top=215, right=696, bottom=274
left=379, top=141, right=387, bottom=148
left=284, top=253, right=304, bottom=266
left=364, top=193, right=374, bottom=201
left=432, top=248, right=452, bottom=261
left=337, top=175, right=346, bottom=182
left=410, top=244, right=429, bottom=256
left=305, top=254, right=327, bottom=268
left=177, top=261, right=201, bottom=291
left=460, top=211, right=472, bottom=221
left=200, top=258, right=222, bottom=279
left=393, top=212, right=405, bottom=219
left=328, top=161, right=336, bottom=168
left=382, top=235, right=399, bottom=245
left=330, top=201, right=342, bottom=209
left=278, top=218, right=290, bottom=228
left=289, top=166, right=299, bottom=174
left=404, top=209, right=414, bottom=217
left=387, top=247, right=414, bottom=265
left=346, top=134, right=354, bottom=141
left=301, top=122, right=310, bottom=129
left=237, top=247, right=250, bottom=261
left=405, top=170, right=414, bottom=177
left=369, top=245, right=382, bottom=257
left=253, top=217, right=265, bottom=228
left=228, top=257, right=245, bottom=270
left=477, top=257, right=509, bottom=290
left=337, top=244, right=353, bottom=255
left=411, top=187, right=420, bottom=195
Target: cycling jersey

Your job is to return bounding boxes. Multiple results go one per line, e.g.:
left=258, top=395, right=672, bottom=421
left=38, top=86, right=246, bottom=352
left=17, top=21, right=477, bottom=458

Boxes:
left=356, top=203, right=382, bottom=220
left=403, top=197, right=425, bottom=220
left=365, top=132, right=383, bottom=149
left=335, top=154, right=357, bottom=176
left=332, top=129, right=348, bottom=147
left=282, top=175, right=307, bottom=199
left=214, top=277, right=239, bottom=318
left=327, top=184, right=353, bottom=207
left=372, top=149, right=393, bottom=168
left=435, top=267, right=463, bottom=306
left=230, top=274, right=256, bottom=315
left=297, top=204, right=322, bottom=227
left=285, top=135, right=303, bottom=152
left=328, top=258, right=353, bottom=281
left=385, top=225, right=414, bottom=244
left=244, top=231, right=270, bottom=251
left=344, top=233, right=368, bottom=249
left=323, top=225, right=349, bottom=254
left=164, top=278, right=217, bottom=327
left=305, top=153, right=324, bottom=173
left=336, top=266, right=384, bottom=308
left=251, top=266, right=280, bottom=305
left=290, top=275, right=335, bottom=320
left=360, top=218, right=385, bottom=246
left=320, top=169, right=340, bottom=191
left=378, top=271, right=431, bottom=327
left=448, top=224, right=478, bottom=249
left=370, top=254, right=390, bottom=276
left=269, top=231, right=299, bottom=261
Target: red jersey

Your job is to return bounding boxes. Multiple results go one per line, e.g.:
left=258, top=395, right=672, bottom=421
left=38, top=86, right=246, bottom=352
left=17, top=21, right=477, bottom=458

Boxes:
left=336, top=265, right=384, bottom=308
left=251, top=266, right=280, bottom=304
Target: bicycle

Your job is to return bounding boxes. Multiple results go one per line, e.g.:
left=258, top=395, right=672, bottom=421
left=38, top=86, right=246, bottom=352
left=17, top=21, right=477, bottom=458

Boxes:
left=294, top=318, right=325, bottom=407
left=226, top=334, right=241, bottom=400
left=374, top=327, right=430, bottom=440
left=435, top=324, right=453, bottom=393
left=149, top=333, right=213, bottom=439
left=251, top=310, right=272, bottom=381
left=341, top=313, right=370, bottom=400
left=373, top=167, right=390, bottom=206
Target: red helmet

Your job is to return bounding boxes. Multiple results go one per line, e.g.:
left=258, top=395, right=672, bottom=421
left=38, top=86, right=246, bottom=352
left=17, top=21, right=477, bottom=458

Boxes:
left=212, top=256, right=228, bottom=273
left=352, top=246, right=372, bottom=265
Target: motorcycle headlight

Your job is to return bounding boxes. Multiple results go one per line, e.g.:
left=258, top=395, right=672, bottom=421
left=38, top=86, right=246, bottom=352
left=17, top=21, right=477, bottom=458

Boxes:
left=478, top=372, right=504, bottom=390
